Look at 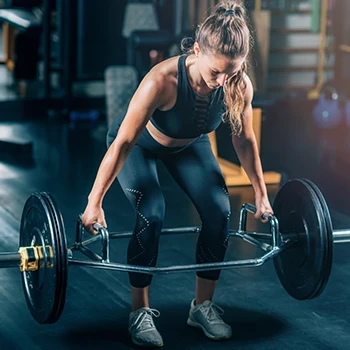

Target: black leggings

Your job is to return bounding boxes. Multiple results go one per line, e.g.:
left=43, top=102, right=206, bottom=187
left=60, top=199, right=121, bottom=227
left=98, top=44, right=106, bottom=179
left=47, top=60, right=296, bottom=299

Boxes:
left=107, top=116, right=231, bottom=288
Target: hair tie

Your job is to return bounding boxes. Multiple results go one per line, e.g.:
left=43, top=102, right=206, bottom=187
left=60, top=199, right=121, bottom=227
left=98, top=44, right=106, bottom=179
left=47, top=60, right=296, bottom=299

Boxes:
left=224, top=9, right=236, bottom=16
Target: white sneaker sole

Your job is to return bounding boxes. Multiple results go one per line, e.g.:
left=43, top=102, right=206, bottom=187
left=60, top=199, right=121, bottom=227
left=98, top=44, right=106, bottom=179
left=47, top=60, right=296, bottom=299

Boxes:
left=130, top=335, right=163, bottom=348
left=187, top=318, right=232, bottom=341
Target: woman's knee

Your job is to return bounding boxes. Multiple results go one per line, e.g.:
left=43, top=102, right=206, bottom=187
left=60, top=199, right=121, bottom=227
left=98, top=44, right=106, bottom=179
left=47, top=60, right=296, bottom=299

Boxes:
left=201, top=197, right=231, bottom=227
left=128, top=213, right=164, bottom=265
left=135, top=214, right=164, bottom=243
left=133, top=196, right=165, bottom=244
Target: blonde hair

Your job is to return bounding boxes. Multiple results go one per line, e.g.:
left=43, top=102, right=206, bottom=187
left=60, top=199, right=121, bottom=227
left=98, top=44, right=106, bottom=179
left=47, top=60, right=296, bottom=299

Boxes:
left=181, top=1, right=252, bottom=135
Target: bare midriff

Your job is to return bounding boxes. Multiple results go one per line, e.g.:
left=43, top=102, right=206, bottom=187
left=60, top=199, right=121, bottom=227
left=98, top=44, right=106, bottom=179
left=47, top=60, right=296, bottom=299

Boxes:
left=146, top=121, right=198, bottom=148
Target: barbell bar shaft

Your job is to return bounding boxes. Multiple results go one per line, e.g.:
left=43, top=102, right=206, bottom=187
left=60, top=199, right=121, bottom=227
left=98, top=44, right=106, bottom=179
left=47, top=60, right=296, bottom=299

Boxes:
left=1, top=227, right=349, bottom=270
left=68, top=245, right=284, bottom=275
left=0, top=228, right=278, bottom=269
left=0, top=252, right=21, bottom=268
left=333, top=229, right=350, bottom=243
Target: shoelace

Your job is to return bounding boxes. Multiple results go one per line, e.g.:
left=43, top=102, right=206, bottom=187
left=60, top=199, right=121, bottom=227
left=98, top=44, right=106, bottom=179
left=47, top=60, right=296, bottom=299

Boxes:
left=200, top=302, right=224, bottom=323
left=134, top=309, right=160, bottom=332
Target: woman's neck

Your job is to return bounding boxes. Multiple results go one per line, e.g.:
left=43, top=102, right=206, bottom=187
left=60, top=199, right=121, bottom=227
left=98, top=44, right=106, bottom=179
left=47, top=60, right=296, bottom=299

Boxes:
left=186, top=55, right=213, bottom=96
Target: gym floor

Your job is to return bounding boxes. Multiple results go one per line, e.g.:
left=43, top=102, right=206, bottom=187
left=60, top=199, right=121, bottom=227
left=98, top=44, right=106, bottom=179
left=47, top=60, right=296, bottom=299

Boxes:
left=0, top=98, right=350, bottom=349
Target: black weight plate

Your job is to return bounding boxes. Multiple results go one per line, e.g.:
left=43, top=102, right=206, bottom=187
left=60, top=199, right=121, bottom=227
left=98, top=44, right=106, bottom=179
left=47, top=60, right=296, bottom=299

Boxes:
left=273, top=179, right=330, bottom=300
left=301, top=179, right=333, bottom=298
left=20, top=193, right=67, bottom=324
left=41, top=192, right=68, bottom=322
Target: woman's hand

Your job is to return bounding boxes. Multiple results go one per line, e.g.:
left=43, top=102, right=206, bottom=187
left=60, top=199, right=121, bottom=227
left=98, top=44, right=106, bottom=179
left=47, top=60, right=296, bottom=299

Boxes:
left=254, top=195, right=274, bottom=223
left=81, top=204, right=107, bottom=235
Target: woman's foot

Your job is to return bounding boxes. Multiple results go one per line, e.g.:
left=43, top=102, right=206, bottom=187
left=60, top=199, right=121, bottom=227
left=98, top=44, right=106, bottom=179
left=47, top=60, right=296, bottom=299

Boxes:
left=187, top=299, right=232, bottom=340
left=129, top=307, right=163, bottom=347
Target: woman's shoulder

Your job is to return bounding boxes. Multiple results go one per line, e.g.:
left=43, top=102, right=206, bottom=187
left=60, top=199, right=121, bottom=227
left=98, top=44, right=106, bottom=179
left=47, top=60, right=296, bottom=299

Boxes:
left=144, top=55, right=181, bottom=89
left=150, top=55, right=181, bottom=77
left=241, top=73, right=254, bottom=100
left=242, top=72, right=253, bottom=87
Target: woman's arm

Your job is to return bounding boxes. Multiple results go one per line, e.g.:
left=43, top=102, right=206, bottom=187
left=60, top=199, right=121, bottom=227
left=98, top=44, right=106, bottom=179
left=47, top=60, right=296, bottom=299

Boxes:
left=231, top=76, right=273, bottom=218
left=81, top=68, right=172, bottom=233
left=87, top=75, right=165, bottom=206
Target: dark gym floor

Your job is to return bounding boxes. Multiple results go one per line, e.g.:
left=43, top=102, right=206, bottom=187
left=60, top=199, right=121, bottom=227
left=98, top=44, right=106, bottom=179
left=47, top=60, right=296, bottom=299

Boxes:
left=0, top=98, right=350, bottom=350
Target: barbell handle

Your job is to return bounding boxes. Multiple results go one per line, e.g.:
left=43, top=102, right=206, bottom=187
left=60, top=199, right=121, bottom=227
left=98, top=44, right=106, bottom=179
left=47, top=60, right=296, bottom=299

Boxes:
left=77, top=215, right=107, bottom=236
left=243, top=203, right=274, bottom=221
left=261, top=212, right=273, bottom=221
left=76, top=216, right=110, bottom=263
left=242, top=203, right=280, bottom=247
left=92, top=223, right=110, bottom=263
left=93, top=222, right=106, bottom=232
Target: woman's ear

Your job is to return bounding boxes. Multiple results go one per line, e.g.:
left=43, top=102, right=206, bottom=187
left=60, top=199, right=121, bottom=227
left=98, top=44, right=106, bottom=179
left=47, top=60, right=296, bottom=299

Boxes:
left=193, top=42, right=200, bottom=57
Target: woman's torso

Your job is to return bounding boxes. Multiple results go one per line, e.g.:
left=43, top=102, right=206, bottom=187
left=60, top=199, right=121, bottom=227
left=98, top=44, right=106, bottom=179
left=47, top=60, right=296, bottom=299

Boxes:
left=146, top=54, right=225, bottom=147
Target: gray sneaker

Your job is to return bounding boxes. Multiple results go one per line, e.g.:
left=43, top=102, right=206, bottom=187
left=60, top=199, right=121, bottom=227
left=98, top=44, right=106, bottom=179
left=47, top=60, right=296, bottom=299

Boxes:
left=128, top=307, right=163, bottom=348
left=187, top=299, right=232, bottom=340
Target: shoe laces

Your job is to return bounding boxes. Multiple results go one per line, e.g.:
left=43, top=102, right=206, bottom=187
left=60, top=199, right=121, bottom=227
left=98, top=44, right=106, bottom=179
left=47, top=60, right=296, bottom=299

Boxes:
left=134, top=308, right=160, bottom=332
left=200, top=302, right=224, bottom=323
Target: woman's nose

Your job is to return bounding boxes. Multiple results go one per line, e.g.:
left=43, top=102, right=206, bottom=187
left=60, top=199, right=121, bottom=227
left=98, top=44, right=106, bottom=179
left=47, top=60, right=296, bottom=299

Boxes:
left=216, top=74, right=228, bottom=86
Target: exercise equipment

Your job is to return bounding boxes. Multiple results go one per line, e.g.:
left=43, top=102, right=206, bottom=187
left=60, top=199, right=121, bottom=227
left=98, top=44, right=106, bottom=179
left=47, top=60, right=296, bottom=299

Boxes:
left=0, top=179, right=348, bottom=324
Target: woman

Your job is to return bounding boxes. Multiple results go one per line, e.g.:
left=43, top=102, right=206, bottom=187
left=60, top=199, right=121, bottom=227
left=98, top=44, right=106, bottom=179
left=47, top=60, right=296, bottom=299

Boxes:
left=82, top=0, right=273, bottom=347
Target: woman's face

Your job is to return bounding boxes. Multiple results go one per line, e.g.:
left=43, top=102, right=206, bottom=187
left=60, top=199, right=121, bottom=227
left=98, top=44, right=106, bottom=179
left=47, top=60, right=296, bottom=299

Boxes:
left=194, top=43, right=245, bottom=90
